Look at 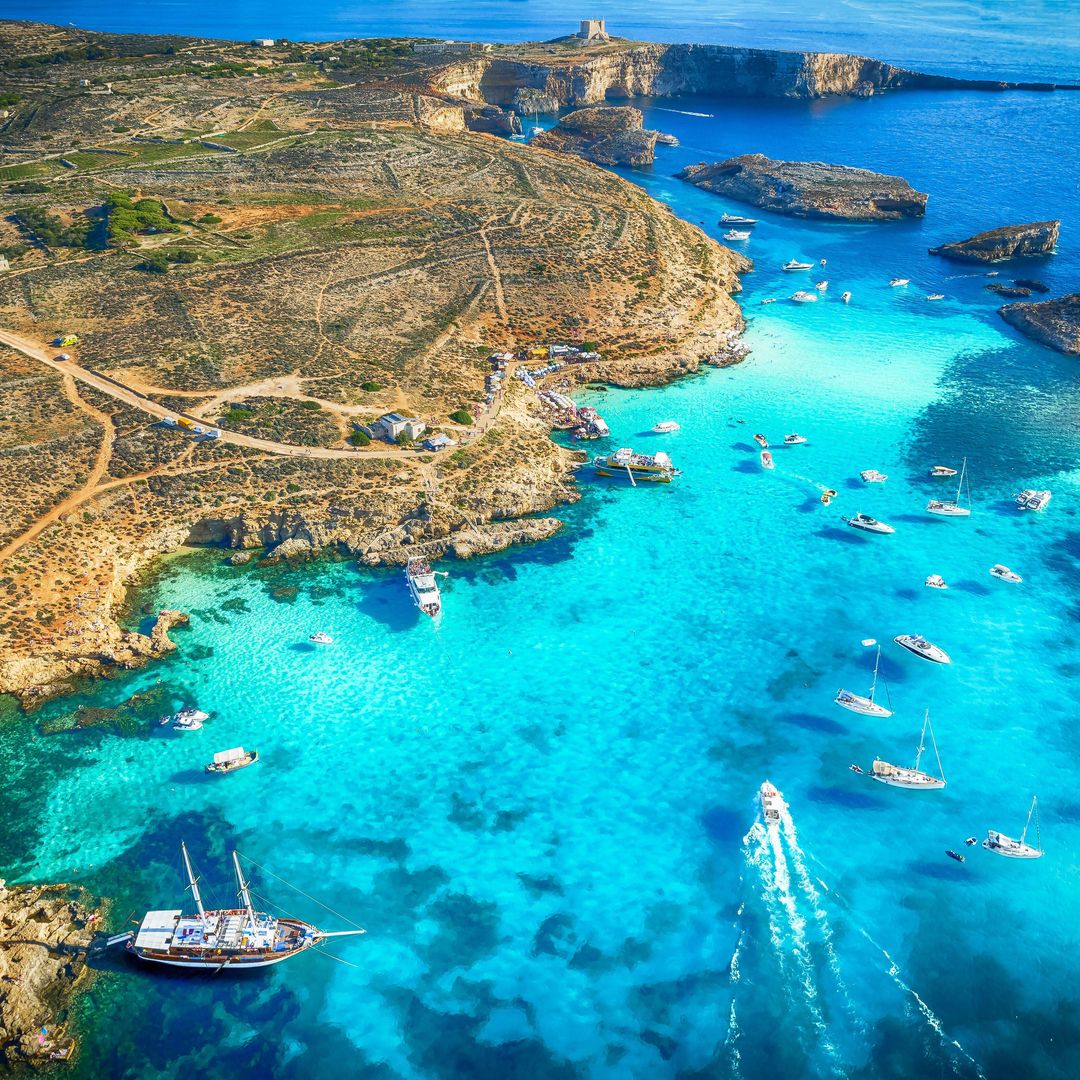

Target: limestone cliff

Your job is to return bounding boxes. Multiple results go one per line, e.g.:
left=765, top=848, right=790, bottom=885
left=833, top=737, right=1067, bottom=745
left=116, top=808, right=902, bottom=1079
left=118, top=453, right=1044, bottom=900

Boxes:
left=532, top=106, right=660, bottom=166
left=999, top=293, right=1080, bottom=355
left=929, top=221, right=1060, bottom=262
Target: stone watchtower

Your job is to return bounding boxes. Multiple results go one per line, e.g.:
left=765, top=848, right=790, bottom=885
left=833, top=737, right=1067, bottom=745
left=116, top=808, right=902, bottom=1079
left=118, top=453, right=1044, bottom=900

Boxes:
left=578, top=19, right=609, bottom=41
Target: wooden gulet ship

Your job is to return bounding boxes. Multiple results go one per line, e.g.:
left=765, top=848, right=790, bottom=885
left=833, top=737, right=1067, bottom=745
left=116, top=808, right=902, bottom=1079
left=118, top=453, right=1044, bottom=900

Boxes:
left=117, top=843, right=365, bottom=971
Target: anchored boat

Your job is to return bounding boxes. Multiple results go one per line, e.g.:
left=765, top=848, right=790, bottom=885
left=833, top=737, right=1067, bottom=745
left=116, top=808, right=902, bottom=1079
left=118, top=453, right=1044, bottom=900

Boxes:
left=760, top=450, right=774, bottom=470
left=835, top=640, right=893, bottom=717
left=843, top=512, right=895, bottom=535
left=925, top=574, right=949, bottom=590
left=1014, top=489, right=1051, bottom=511
left=309, top=631, right=333, bottom=644
left=594, top=447, right=679, bottom=484
left=169, top=707, right=208, bottom=731
left=206, top=747, right=258, bottom=775
left=927, top=456, right=971, bottom=517
left=783, top=433, right=807, bottom=445
left=406, top=559, right=442, bottom=617
left=783, top=259, right=813, bottom=271
left=983, top=796, right=1043, bottom=859
left=652, top=420, right=680, bottom=433
left=989, top=564, right=1022, bottom=583
left=118, top=842, right=365, bottom=971
left=721, top=213, right=757, bottom=226
left=929, top=465, right=957, bottom=478
left=791, top=291, right=818, bottom=303
left=723, top=229, right=751, bottom=241
left=869, top=710, right=946, bottom=790
left=894, top=634, right=951, bottom=664
left=889, top=278, right=910, bottom=287
left=860, top=469, right=888, bottom=483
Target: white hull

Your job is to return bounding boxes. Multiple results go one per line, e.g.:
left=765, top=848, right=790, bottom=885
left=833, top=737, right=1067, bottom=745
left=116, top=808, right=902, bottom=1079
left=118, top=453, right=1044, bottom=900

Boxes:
left=927, top=503, right=970, bottom=517
left=894, top=636, right=951, bottom=664
left=835, top=692, right=892, bottom=718
left=871, top=769, right=946, bottom=790
left=134, top=947, right=307, bottom=970
left=982, top=836, right=1042, bottom=859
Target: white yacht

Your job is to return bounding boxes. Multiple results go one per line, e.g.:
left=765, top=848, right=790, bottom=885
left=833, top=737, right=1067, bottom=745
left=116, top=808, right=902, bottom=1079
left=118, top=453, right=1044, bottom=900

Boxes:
left=172, top=707, right=209, bottom=731
left=309, top=631, right=333, bottom=644
left=1014, top=489, right=1051, bottom=511
left=406, top=559, right=442, bottom=617
left=835, top=640, right=893, bottom=717
left=927, top=456, right=970, bottom=517
left=924, top=574, right=949, bottom=590
left=927, top=293, right=945, bottom=301
left=983, top=796, right=1043, bottom=859
left=652, top=420, right=680, bottom=433
left=723, top=229, right=751, bottom=241
left=783, top=433, right=807, bottom=445
left=869, top=710, right=946, bottom=790
left=859, top=469, right=888, bottom=483
left=989, top=564, right=1022, bottom=583
left=759, top=780, right=785, bottom=825
left=816, top=280, right=828, bottom=290
left=929, top=465, right=957, bottom=478
left=889, top=278, right=910, bottom=287
left=791, top=291, right=818, bottom=303
left=843, top=512, right=895, bottom=535
left=783, top=260, right=814, bottom=271
left=721, top=213, right=757, bottom=226
left=894, top=634, right=951, bottom=664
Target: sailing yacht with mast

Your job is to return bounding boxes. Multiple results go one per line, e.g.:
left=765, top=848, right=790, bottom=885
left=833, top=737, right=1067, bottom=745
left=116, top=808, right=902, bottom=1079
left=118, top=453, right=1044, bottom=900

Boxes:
left=927, top=456, right=971, bottom=517
left=122, top=842, right=365, bottom=970
left=983, top=796, right=1043, bottom=859
left=868, top=710, right=946, bottom=789
left=835, top=640, right=893, bottom=717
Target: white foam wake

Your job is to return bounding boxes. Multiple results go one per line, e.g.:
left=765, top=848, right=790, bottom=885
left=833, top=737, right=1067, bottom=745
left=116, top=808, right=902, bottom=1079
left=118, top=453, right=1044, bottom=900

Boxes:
left=652, top=107, right=715, bottom=117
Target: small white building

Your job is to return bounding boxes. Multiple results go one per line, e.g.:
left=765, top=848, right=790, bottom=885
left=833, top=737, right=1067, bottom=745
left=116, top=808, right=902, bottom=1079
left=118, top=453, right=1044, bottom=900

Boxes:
left=252, top=38, right=275, bottom=47
left=424, top=434, right=455, bottom=452
left=0, top=255, right=9, bottom=273
left=376, top=413, right=426, bottom=441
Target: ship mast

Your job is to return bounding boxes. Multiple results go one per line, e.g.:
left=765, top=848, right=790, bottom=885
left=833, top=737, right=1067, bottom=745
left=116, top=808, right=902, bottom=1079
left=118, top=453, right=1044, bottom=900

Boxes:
left=181, top=841, right=207, bottom=924
left=232, top=850, right=257, bottom=932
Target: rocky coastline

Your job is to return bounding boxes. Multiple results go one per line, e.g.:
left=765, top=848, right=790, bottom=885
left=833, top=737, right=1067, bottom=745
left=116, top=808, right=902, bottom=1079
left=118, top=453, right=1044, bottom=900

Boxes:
left=531, top=106, right=660, bottom=166
left=999, top=293, right=1080, bottom=355
left=929, top=221, right=1060, bottom=262
left=677, top=154, right=927, bottom=221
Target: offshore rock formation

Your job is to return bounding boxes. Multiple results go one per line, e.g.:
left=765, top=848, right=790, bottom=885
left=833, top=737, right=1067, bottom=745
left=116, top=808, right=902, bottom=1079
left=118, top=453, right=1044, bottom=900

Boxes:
left=0, top=880, right=100, bottom=1067
left=532, top=106, right=660, bottom=166
left=929, top=221, right=1060, bottom=262
left=986, top=283, right=1032, bottom=299
left=677, top=155, right=927, bottom=220
left=999, top=293, right=1080, bottom=355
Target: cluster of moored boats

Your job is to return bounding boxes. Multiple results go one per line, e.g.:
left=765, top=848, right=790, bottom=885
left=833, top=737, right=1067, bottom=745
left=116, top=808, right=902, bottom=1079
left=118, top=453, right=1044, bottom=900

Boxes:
left=159, top=707, right=258, bottom=775
left=759, top=256, right=952, bottom=306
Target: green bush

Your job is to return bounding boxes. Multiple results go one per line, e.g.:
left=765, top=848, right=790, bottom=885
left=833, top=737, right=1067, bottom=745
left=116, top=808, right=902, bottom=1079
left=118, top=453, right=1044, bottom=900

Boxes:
left=14, top=206, right=90, bottom=247
left=167, top=248, right=198, bottom=264
left=449, top=408, right=473, bottom=425
left=137, top=252, right=170, bottom=273
left=394, top=431, right=411, bottom=446
left=221, top=407, right=254, bottom=422
left=300, top=400, right=322, bottom=411
left=198, top=212, right=222, bottom=224
left=348, top=430, right=370, bottom=447
left=9, top=182, right=47, bottom=194
left=0, top=92, right=20, bottom=107
left=360, top=380, right=382, bottom=392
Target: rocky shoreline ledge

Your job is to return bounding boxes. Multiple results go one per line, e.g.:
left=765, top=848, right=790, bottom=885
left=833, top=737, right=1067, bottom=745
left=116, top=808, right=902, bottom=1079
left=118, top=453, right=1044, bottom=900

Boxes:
left=999, top=293, right=1080, bottom=355
left=532, top=106, right=662, bottom=166
left=929, top=221, right=1060, bottom=262
left=0, top=880, right=101, bottom=1070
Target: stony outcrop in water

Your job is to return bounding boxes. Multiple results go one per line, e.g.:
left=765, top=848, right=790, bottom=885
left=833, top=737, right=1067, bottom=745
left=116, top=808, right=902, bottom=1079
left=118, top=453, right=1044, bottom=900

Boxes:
left=999, top=293, right=1080, bottom=355
left=986, top=283, right=1032, bottom=298
left=929, top=221, right=1060, bottom=262
left=532, top=106, right=660, bottom=166
left=677, top=154, right=927, bottom=221
left=0, top=880, right=100, bottom=1068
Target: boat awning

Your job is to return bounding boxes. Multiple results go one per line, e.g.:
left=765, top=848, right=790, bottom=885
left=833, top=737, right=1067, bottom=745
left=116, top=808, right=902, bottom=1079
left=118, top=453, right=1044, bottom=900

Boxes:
left=213, top=747, right=247, bottom=764
left=134, top=910, right=182, bottom=949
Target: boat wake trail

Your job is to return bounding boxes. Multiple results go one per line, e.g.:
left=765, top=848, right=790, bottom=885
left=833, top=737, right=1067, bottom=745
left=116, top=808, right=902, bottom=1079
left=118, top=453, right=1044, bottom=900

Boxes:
left=652, top=107, right=715, bottom=118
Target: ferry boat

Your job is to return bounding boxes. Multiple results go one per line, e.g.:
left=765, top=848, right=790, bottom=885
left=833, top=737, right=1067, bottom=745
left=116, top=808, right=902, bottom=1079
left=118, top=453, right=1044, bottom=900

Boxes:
left=989, top=563, right=1022, bottom=583
left=723, top=229, right=751, bottom=241
left=927, top=456, right=971, bottom=517
left=406, top=559, right=442, bottom=616
left=206, top=747, right=258, bottom=775
left=760, top=450, right=774, bottom=470
left=783, top=260, right=814, bottom=271
left=593, top=447, right=679, bottom=483
left=753, top=433, right=768, bottom=448
left=894, top=634, right=951, bottom=664
left=869, top=710, right=946, bottom=790
left=309, top=632, right=333, bottom=644
left=652, top=420, right=680, bottom=433
left=790, top=291, right=818, bottom=303
left=759, top=780, right=785, bottom=825
left=929, top=465, right=957, bottom=478
left=120, top=843, right=365, bottom=971
left=859, top=469, right=887, bottom=483
left=835, top=640, right=893, bottom=717
left=784, top=433, right=807, bottom=445
left=889, top=278, right=910, bottom=287
left=1014, top=489, right=1051, bottom=511
left=925, top=574, right=948, bottom=590
left=843, top=512, right=895, bottom=535
left=983, top=796, right=1043, bottom=859
left=721, top=213, right=757, bottom=226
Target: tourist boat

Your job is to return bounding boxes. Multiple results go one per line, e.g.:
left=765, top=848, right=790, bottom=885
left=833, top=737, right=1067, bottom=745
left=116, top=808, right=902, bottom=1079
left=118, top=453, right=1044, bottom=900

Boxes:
left=925, top=574, right=948, bottom=590
left=573, top=405, right=609, bottom=439
left=929, top=465, right=957, bottom=478
left=593, top=447, right=679, bottom=484
left=983, top=796, right=1043, bottom=859
left=406, top=559, right=442, bottom=616
left=841, top=291, right=852, bottom=303
left=1014, top=489, right=1051, bottom=511
left=760, top=298, right=777, bottom=305
left=171, top=707, right=209, bottom=731
left=723, top=229, right=751, bottom=241
left=843, top=512, right=895, bottom=535
left=927, top=456, right=971, bottom=517
left=927, top=294, right=945, bottom=301
left=889, top=278, right=910, bottom=287
left=860, top=469, right=887, bottom=483
left=894, top=634, right=951, bottom=664
left=760, top=450, right=774, bottom=470
left=835, top=640, right=893, bottom=717
left=791, top=291, right=818, bottom=303
left=783, top=433, right=807, bottom=445
left=721, top=213, right=757, bottom=225
left=989, top=563, right=1022, bottom=583
left=946, top=850, right=965, bottom=863
left=820, top=488, right=837, bottom=505
left=868, top=710, right=946, bottom=790
left=652, top=420, right=680, bottom=433
left=309, top=632, right=333, bottom=644
left=783, top=260, right=813, bottom=271
left=759, top=780, right=785, bottom=825
left=753, top=433, right=768, bottom=448
left=206, top=747, right=258, bottom=774
left=816, top=280, right=828, bottom=290
left=120, top=842, right=366, bottom=970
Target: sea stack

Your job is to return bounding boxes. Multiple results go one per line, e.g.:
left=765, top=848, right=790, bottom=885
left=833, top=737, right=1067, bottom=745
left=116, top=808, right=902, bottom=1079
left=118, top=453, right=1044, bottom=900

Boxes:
left=531, top=106, right=662, bottom=166
left=999, top=293, right=1080, bottom=355
left=929, top=221, right=1060, bottom=262
left=676, top=154, right=928, bottom=221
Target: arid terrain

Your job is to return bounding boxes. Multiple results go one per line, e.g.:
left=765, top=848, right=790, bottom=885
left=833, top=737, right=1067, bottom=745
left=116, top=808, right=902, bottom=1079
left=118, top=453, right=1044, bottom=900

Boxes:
left=0, top=22, right=748, bottom=703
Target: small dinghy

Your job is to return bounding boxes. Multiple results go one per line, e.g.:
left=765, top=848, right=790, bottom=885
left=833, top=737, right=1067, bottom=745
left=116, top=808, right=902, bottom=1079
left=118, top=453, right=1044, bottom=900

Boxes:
left=989, top=563, right=1022, bottom=583
left=206, top=746, right=259, bottom=775
left=889, top=278, right=910, bottom=287
left=843, top=512, right=895, bottom=535
left=791, top=291, right=818, bottom=303
left=929, top=465, right=957, bottom=478
left=983, top=796, right=1043, bottom=859
left=841, top=291, right=852, bottom=303
left=760, top=450, right=774, bottom=470
left=309, top=631, right=333, bottom=644
left=652, top=420, right=680, bottom=433
left=894, top=634, right=951, bottom=664
left=783, top=433, right=807, bottom=445
left=753, top=433, right=768, bottom=448
left=783, top=259, right=813, bottom=271
left=924, top=574, right=948, bottom=590
left=859, top=469, right=887, bottom=483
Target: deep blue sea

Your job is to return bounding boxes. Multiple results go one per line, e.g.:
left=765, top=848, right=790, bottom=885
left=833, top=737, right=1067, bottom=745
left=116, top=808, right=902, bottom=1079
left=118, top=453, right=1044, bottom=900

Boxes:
left=2, top=3, right=1079, bottom=1079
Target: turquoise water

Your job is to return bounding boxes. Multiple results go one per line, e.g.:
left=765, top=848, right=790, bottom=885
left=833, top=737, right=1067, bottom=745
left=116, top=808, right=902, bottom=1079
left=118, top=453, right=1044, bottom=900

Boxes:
left=4, top=6, right=1080, bottom=1079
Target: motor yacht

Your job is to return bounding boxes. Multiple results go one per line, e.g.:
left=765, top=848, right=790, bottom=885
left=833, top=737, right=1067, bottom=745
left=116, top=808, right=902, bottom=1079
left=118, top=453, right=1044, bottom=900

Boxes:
left=843, top=512, right=895, bottom=535
left=989, top=564, right=1022, bottom=583
left=1014, top=489, right=1051, bottom=511
left=406, top=559, right=443, bottom=616
left=791, top=291, right=818, bottom=303
left=652, top=420, right=680, bottom=433
left=721, top=213, right=758, bottom=226
left=894, top=634, right=951, bottom=664
left=753, top=433, right=768, bottom=448
left=723, top=229, right=751, bottom=241
left=927, top=294, right=945, bottom=301
left=172, top=707, right=208, bottom=731
left=783, top=433, right=807, bottom=445
left=816, top=280, right=828, bottom=290
left=924, top=574, right=948, bottom=590
left=309, top=632, right=333, bottom=644
left=783, top=260, right=814, bottom=271
left=759, top=780, right=785, bottom=825
left=859, top=469, right=887, bottom=483
left=760, top=450, right=774, bottom=470
left=929, top=465, right=957, bottom=478
left=889, top=278, right=910, bottom=287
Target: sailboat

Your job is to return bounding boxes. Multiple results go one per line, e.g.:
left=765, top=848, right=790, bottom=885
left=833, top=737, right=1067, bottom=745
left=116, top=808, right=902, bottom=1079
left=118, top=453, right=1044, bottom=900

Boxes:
left=120, top=842, right=366, bottom=970
left=927, top=456, right=971, bottom=517
left=835, top=640, right=893, bottom=717
left=869, top=710, right=946, bottom=789
left=983, top=796, right=1043, bottom=859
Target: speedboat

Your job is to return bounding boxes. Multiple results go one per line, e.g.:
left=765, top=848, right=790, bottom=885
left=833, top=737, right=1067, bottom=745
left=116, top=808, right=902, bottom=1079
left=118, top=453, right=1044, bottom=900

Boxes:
left=723, top=229, right=751, bottom=241
left=205, top=747, right=259, bottom=775
left=929, top=465, right=957, bottom=478
left=594, top=447, right=679, bottom=483
left=172, top=707, right=209, bottom=731
left=889, top=278, right=910, bottom=287
left=759, top=780, right=785, bottom=825
left=841, top=291, right=852, bottom=303
left=859, top=469, right=887, bottom=483
left=835, top=641, right=893, bottom=717
left=843, top=512, right=895, bottom=535
left=816, top=280, right=828, bottom=290
left=869, top=710, right=946, bottom=790
left=989, top=564, right=1022, bottom=583
left=927, top=294, right=945, bottom=301
left=820, top=488, right=837, bottom=505
left=309, top=631, right=333, bottom=644
left=760, top=297, right=777, bottom=305
left=927, top=456, right=970, bottom=517
left=652, top=420, right=680, bottom=433
left=760, top=450, right=774, bottom=470
left=783, top=260, right=813, bottom=271
left=1014, top=489, right=1051, bottom=511
left=753, top=433, right=768, bottom=448
left=790, top=291, right=818, bottom=303
left=894, top=634, right=951, bottom=664
left=783, top=433, right=807, bottom=445
left=983, top=796, right=1043, bottom=859
left=721, top=213, right=758, bottom=225
left=406, top=559, right=443, bottom=615
left=925, top=574, right=948, bottom=590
